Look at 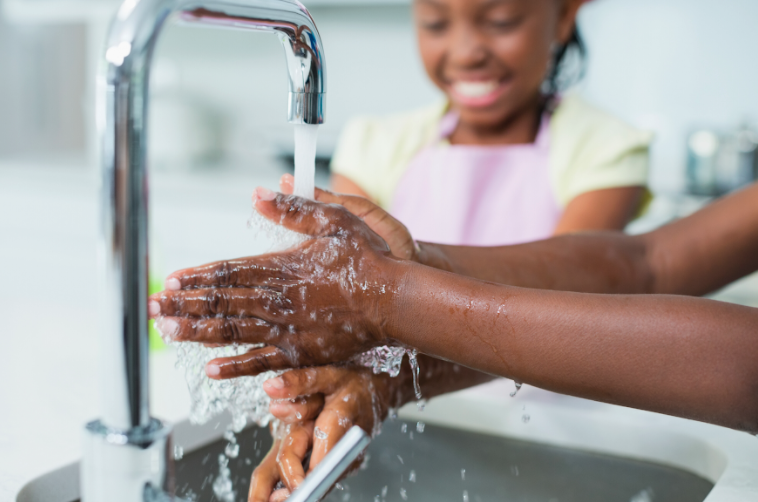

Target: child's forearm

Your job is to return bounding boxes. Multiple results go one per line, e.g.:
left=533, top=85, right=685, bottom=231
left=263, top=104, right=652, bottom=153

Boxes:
left=387, top=261, right=758, bottom=433
left=416, top=233, right=651, bottom=294
left=417, top=183, right=758, bottom=298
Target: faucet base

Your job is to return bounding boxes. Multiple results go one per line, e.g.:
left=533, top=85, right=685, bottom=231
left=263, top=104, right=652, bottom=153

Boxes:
left=81, top=419, right=174, bottom=502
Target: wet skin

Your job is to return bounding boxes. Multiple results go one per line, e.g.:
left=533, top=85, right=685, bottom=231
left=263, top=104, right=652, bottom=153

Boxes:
left=150, top=181, right=758, bottom=431
left=150, top=183, right=758, bottom=499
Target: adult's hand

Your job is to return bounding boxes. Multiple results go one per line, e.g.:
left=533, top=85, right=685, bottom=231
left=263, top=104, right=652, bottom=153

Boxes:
left=149, top=188, right=404, bottom=378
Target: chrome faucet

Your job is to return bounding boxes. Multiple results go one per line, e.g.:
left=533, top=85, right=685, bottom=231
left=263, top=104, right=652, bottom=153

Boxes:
left=81, top=1, right=324, bottom=500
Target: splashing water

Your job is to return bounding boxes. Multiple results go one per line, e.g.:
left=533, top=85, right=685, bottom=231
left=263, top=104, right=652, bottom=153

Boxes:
left=408, top=349, right=422, bottom=400
left=510, top=381, right=523, bottom=398
left=212, top=454, right=235, bottom=502
left=166, top=122, right=419, bottom=433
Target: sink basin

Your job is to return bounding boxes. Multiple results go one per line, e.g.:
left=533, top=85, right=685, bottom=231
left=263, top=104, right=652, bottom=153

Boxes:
left=172, top=420, right=712, bottom=502
left=16, top=397, right=721, bottom=502
left=17, top=389, right=758, bottom=502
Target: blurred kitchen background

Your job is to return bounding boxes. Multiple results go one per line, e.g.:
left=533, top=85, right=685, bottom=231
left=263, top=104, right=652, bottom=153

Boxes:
left=2, top=0, right=758, bottom=320
left=1, top=0, right=757, bottom=479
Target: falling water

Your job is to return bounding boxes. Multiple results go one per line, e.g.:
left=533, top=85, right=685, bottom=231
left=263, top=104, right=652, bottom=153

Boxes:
left=293, top=124, right=319, bottom=199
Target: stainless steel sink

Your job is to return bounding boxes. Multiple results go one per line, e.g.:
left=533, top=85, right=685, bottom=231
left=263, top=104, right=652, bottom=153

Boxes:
left=15, top=416, right=715, bottom=502
left=174, top=420, right=713, bottom=502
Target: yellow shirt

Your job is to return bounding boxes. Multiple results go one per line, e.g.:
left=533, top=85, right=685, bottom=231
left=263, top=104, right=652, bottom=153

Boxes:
left=331, top=94, right=653, bottom=212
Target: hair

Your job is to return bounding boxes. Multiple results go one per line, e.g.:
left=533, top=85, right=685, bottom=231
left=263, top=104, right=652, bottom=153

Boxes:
left=543, top=26, right=587, bottom=98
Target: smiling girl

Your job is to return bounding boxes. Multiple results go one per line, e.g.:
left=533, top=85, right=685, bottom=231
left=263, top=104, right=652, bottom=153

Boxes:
left=331, top=0, right=651, bottom=244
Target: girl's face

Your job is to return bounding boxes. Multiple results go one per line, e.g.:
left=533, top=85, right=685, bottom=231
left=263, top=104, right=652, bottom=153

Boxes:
left=414, top=0, right=581, bottom=129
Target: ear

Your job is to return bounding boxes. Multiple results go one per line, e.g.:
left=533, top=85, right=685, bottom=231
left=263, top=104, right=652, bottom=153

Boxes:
left=556, top=0, right=584, bottom=45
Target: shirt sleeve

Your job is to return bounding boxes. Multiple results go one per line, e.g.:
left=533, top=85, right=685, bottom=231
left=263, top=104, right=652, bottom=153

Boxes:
left=550, top=95, right=654, bottom=212
left=330, top=116, right=382, bottom=201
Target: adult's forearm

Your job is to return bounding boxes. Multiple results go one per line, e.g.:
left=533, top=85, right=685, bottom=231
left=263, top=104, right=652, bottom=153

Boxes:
left=388, top=261, right=758, bottom=433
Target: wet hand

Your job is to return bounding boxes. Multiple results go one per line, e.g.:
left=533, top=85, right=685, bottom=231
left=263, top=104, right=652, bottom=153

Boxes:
left=279, top=174, right=419, bottom=262
left=149, top=188, right=405, bottom=377
left=249, top=365, right=394, bottom=501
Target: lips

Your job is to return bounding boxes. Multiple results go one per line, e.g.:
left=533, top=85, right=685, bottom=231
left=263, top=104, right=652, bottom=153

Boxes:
left=449, top=79, right=507, bottom=107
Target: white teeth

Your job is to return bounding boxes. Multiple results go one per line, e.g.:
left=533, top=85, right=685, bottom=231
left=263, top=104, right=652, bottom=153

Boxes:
left=452, top=80, right=499, bottom=98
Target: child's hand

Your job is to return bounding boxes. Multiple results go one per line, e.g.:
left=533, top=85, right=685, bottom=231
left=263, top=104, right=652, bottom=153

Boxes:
left=149, top=190, right=407, bottom=377
left=279, top=174, right=419, bottom=262
left=249, top=365, right=393, bottom=502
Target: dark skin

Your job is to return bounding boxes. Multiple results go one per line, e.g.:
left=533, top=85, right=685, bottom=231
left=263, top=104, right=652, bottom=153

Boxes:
left=150, top=180, right=758, bottom=423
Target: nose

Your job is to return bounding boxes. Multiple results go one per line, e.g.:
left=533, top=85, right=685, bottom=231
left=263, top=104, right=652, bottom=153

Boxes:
left=446, top=23, right=489, bottom=70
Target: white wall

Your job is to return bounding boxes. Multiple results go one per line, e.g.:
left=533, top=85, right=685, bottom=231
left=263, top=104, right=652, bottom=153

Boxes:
left=2, top=0, right=757, bottom=193
left=578, top=0, right=758, bottom=191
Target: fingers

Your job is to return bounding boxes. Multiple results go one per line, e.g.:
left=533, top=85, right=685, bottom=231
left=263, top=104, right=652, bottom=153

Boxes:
left=263, top=367, right=346, bottom=400
left=164, top=257, right=288, bottom=291
left=277, top=422, right=314, bottom=492
left=279, top=174, right=415, bottom=261
left=154, top=316, right=273, bottom=345
left=253, top=186, right=353, bottom=238
left=150, top=288, right=289, bottom=319
left=310, top=405, right=354, bottom=469
left=248, top=439, right=282, bottom=502
left=269, top=489, right=290, bottom=502
left=270, top=394, right=325, bottom=423
left=206, top=346, right=293, bottom=379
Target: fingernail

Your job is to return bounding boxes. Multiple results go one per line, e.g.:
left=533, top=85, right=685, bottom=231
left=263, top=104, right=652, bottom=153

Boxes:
left=165, top=277, right=181, bottom=290
left=255, top=186, right=276, bottom=202
left=206, top=363, right=220, bottom=377
left=265, top=377, right=285, bottom=390
left=148, top=301, right=160, bottom=316
left=155, top=317, right=178, bottom=340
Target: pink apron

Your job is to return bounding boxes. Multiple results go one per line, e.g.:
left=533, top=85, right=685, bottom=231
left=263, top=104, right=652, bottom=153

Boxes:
left=390, top=112, right=561, bottom=247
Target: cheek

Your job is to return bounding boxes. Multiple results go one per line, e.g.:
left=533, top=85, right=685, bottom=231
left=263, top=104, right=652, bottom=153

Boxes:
left=416, top=33, right=446, bottom=87
left=494, top=33, right=553, bottom=87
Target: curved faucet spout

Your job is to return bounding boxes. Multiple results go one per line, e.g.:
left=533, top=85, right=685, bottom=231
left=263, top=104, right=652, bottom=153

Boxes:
left=97, top=0, right=326, bottom=434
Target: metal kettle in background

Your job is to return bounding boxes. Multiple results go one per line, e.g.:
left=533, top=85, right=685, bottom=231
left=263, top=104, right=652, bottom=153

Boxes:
left=686, top=123, right=758, bottom=196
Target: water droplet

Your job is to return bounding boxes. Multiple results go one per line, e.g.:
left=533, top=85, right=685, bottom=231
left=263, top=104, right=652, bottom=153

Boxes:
left=314, top=426, right=328, bottom=440
left=397, top=455, right=404, bottom=464
left=522, top=414, right=530, bottom=424
left=381, top=485, right=388, bottom=497
left=630, top=488, right=655, bottom=502
left=343, top=494, right=351, bottom=502
left=416, top=421, right=425, bottom=433
left=173, top=445, right=184, bottom=460
left=400, top=488, right=408, bottom=500
left=463, top=490, right=469, bottom=502
left=335, top=483, right=344, bottom=491
left=409, top=431, right=414, bottom=440
left=510, top=381, right=523, bottom=397
left=409, top=470, right=416, bottom=482
left=416, top=398, right=427, bottom=412
left=401, top=423, right=408, bottom=433
left=408, top=349, right=422, bottom=400
left=225, top=442, right=239, bottom=458
left=511, top=465, right=519, bottom=476
left=461, top=468, right=466, bottom=480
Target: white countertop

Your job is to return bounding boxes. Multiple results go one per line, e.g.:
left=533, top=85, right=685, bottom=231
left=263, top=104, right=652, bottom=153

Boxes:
left=1, top=159, right=756, bottom=502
